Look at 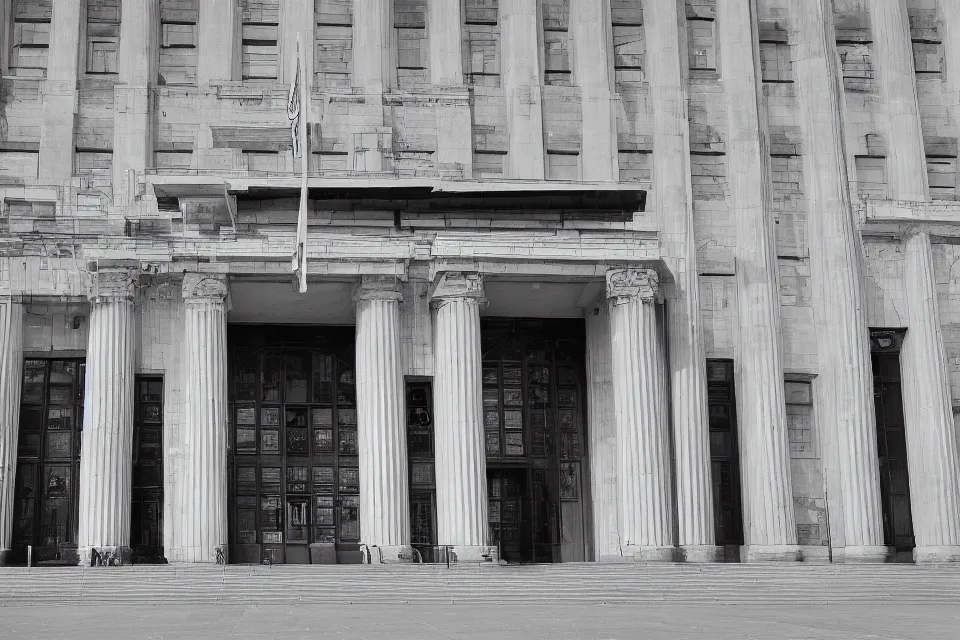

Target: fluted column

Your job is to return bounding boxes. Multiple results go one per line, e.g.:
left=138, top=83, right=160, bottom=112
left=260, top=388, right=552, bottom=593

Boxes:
left=355, top=276, right=413, bottom=562
left=790, top=0, right=887, bottom=562
left=77, top=268, right=138, bottom=565
left=717, top=0, right=798, bottom=561
left=431, top=272, right=493, bottom=562
left=607, top=268, right=673, bottom=561
left=0, top=300, right=24, bottom=566
left=172, top=274, right=228, bottom=563
left=585, top=303, right=619, bottom=560
left=870, top=0, right=960, bottom=563
left=646, top=0, right=718, bottom=563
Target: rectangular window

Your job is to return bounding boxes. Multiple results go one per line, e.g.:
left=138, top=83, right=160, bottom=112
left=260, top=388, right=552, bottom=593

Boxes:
left=463, top=0, right=500, bottom=86
left=241, top=0, right=279, bottom=80
left=854, top=155, right=887, bottom=200
left=785, top=378, right=826, bottom=547
left=687, top=18, right=716, bottom=71
left=85, top=0, right=120, bottom=75
left=759, top=41, right=792, bottom=82
left=406, top=380, right=435, bottom=548
left=618, top=150, right=650, bottom=183
left=9, top=0, right=51, bottom=78
left=472, top=150, right=505, bottom=179
left=836, top=42, right=874, bottom=91
left=159, top=0, right=198, bottom=85
left=541, top=0, right=570, bottom=86
left=927, top=157, right=958, bottom=200
left=74, top=150, right=114, bottom=200
left=546, top=151, right=578, bottom=181
left=396, top=0, right=426, bottom=88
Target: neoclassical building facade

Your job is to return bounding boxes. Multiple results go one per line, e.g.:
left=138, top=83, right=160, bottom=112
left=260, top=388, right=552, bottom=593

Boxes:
left=1, top=0, right=960, bottom=566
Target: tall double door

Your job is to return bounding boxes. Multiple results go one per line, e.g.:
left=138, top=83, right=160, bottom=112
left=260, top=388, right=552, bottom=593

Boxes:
left=228, top=325, right=361, bottom=564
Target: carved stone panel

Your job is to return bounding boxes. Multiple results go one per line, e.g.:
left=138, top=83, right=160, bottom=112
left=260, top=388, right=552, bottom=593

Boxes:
left=182, top=273, right=229, bottom=302
left=430, top=271, right=486, bottom=302
left=88, top=267, right=138, bottom=303
left=605, top=268, right=659, bottom=304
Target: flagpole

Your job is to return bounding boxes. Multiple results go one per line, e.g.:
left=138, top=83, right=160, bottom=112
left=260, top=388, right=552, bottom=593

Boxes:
left=292, top=31, right=310, bottom=294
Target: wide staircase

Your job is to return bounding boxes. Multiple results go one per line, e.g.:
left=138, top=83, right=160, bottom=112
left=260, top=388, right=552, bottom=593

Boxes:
left=1, top=563, right=959, bottom=606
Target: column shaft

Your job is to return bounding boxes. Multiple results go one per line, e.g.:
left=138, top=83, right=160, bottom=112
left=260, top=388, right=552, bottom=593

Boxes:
left=353, top=0, right=393, bottom=92
left=0, top=301, right=24, bottom=565
left=499, top=0, right=545, bottom=179
left=585, top=305, right=619, bottom=560
left=355, top=279, right=412, bottom=561
left=870, top=0, right=960, bottom=562
left=646, top=0, right=718, bottom=561
left=791, top=0, right=886, bottom=561
left=608, top=269, right=673, bottom=561
left=570, top=0, right=617, bottom=181
left=174, top=275, right=228, bottom=563
left=78, top=273, right=138, bottom=564
left=717, top=0, right=798, bottom=560
left=40, top=0, right=82, bottom=179
left=198, top=0, right=237, bottom=84
left=432, top=273, right=491, bottom=561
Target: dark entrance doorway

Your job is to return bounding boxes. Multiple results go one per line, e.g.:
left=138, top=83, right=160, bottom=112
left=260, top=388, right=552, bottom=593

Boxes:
left=227, top=325, right=361, bottom=564
left=870, top=330, right=915, bottom=553
left=12, top=359, right=85, bottom=565
left=480, top=318, right=586, bottom=563
left=131, top=376, right=164, bottom=564
left=707, top=360, right=744, bottom=556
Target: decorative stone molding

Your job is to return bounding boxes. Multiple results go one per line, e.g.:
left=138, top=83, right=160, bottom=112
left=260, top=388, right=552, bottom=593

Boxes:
left=430, top=271, right=486, bottom=302
left=605, top=268, right=659, bottom=305
left=355, top=276, right=404, bottom=303
left=88, top=267, right=138, bottom=303
left=182, top=273, right=229, bottom=302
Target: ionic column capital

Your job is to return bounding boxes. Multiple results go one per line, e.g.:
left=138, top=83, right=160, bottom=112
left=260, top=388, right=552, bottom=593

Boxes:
left=606, top=268, right=659, bottom=305
left=429, top=271, right=486, bottom=303
left=182, top=273, right=229, bottom=303
left=88, top=267, right=138, bottom=304
left=355, top=276, right=403, bottom=303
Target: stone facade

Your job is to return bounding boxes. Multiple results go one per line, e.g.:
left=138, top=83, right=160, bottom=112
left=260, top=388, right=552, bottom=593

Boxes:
left=0, top=0, right=959, bottom=566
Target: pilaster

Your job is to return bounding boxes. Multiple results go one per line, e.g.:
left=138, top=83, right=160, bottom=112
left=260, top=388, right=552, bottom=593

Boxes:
left=716, top=0, right=799, bottom=561
left=280, top=3, right=315, bottom=86
left=646, top=0, right=718, bottom=563
left=585, top=302, right=619, bottom=560
left=353, top=0, right=394, bottom=93
left=607, top=268, right=674, bottom=561
left=114, top=0, right=159, bottom=205
left=499, top=0, right=545, bottom=179
left=0, top=300, right=23, bottom=566
left=570, top=0, right=617, bottom=181
left=355, top=276, right=414, bottom=562
left=40, top=0, right=82, bottom=180
left=430, top=272, right=496, bottom=562
left=428, top=0, right=462, bottom=86
left=869, top=0, right=960, bottom=563
left=172, top=273, right=229, bottom=563
left=198, top=0, right=238, bottom=85
left=78, top=267, right=138, bottom=565
left=791, top=0, right=887, bottom=562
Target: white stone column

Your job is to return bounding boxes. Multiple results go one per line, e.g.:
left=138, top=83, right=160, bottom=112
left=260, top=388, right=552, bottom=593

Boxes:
left=607, top=268, right=674, bottom=561
left=717, top=0, right=799, bottom=561
left=499, top=0, right=545, bottom=179
left=198, top=0, right=238, bottom=85
left=114, top=0, right=158, bottom=205
left=790, top=0, right=887, bottom=562
left=172, top=274, right=228, bottom=563
left=570, top=0, right=617, bottom=181
left=585, top=302, right=619, bottom=560
left=870, top=0, right=960, bottom=563
left=0, top=300, right=24, bottom=566
left=646, top=0, right=718, bottom=563
left=355, top=276, right=414, bottom=562
left=431, top=272, right=494, bottom=562
left=40, top=0, right=82, bottom=179
left=353, top=0, right=394, bottom=92
left=77, top=268, right=138, bottom=565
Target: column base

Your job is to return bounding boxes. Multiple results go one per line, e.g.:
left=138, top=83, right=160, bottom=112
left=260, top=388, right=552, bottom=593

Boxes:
left=625, top=545, right=676, bottom=562
left=165, top=544, right=227, bottom=564
left=367, top=545, right=419, bottom=564
left=0, top=548, right=12, bottom=566
left=441, top=545, right=500, bottom=564
left=79, top=546, right=131, bottom=567
left=839, top=545, right=891, bottom=563
left=740, top=545, right=801, bottom=563
left=914, top=546, right=960, bottom=563
left=677, top=545, right=723, bottom=563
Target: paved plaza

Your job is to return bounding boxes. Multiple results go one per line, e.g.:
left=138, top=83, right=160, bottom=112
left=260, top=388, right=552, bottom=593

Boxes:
left=1, top=604, right=958, bottom=640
